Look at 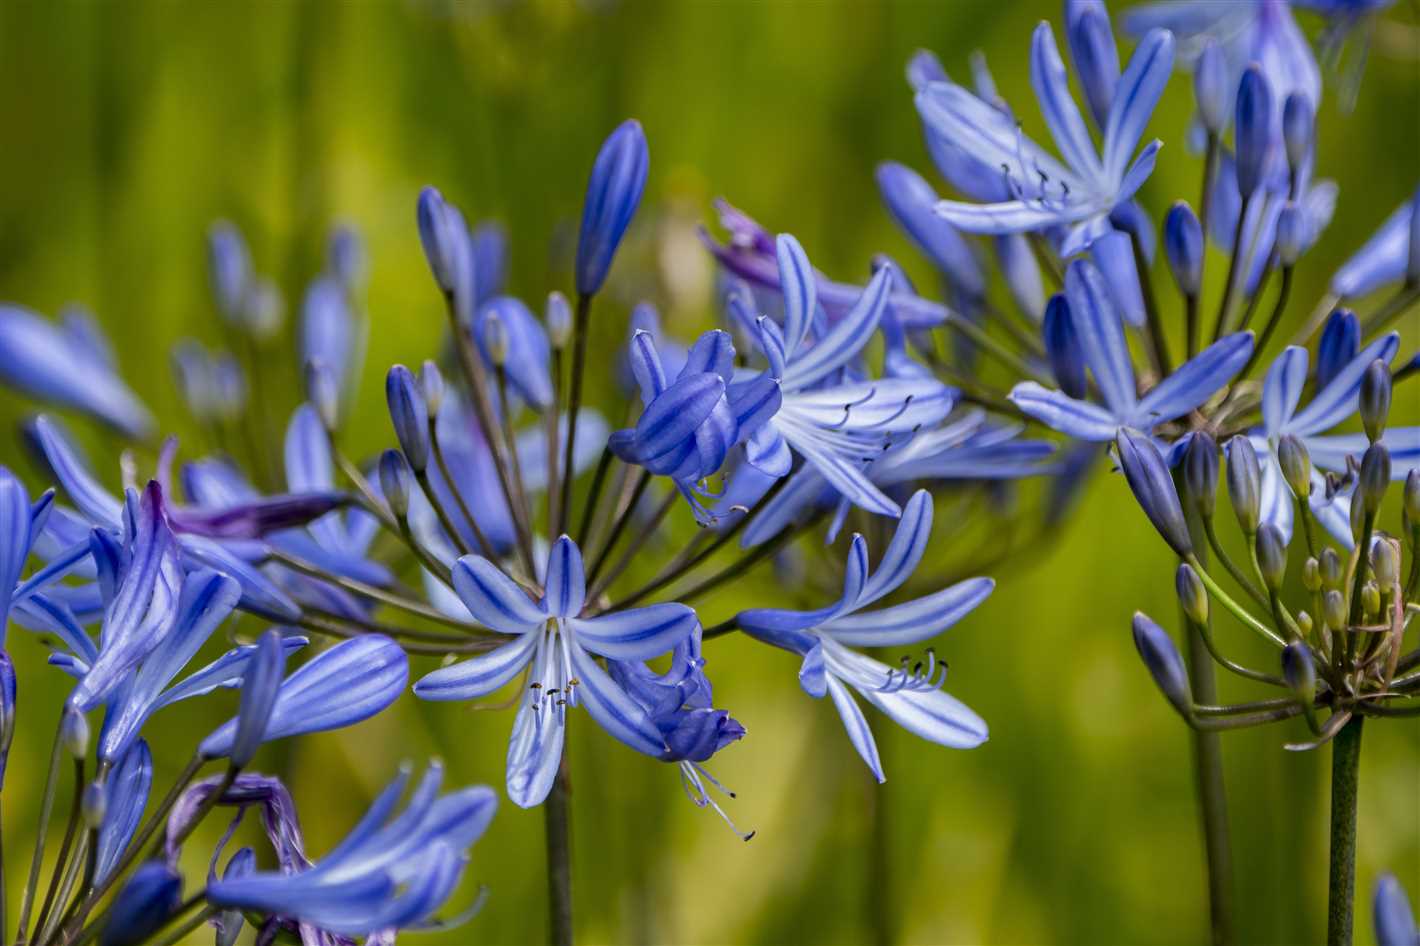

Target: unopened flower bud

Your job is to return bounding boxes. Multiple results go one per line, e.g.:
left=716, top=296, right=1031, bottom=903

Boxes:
left=1295, top=611, right=1313, bottom=639
left=482, top=310, right=509, bottom=367
left=1281, top=641, right=1316, bottom=703
left=1320, top=548, right=1343, bottom=590
left=82, top=780, right=107, bottom=829
left=1116, top=429, right=1193, bottom=557
left=1043, top=294, right=1087, bottom=400
left=385, top=365, right=430, bottom=473
left=420, top=360, right=445, bottom=418
left=101, top=862, right=181, bottom=946
left=1303, top=556, right=1321, bottom=592
left=1066, top=5, right=1119, bottom=129
left=1256, top=523, right=1287, bottom=591
left=1282, top=93, right=1314, bottom=175
left=1405, top=469, right=1420, bottom=524
left=378, top=449, right=412, bottom=519
left=576, top=119, right=649, bottom=297
left=1225, top=436, right=1262, bottom=534
left=1235, top=66, right=1273, bottom=198
left=1277, top=434, right=1312, bottom=499
left=1359, top=359, right=1391, bottom=444
left=1176, top=564, right=1209, bottom=625
left=1359, top=443, right=1391, bottom=516
left=230, top=630, right=286, bottom=769
left=1194, top=40, right=1229, bottom=135
left=1164, top=202, right=1204, bottom=297
left=546, top=291, right=572, bottom=349
left=1316, top=309, right=1359, bottom=390
left=1323, top=589, right=1347, bottom=631
left=1132, top=613, right=1193, bottom=719
left=0, top=652, right=14, bottom=783
left=1362, top=582, right=1381, bottom=618
left=417, top=187, right=468, bottom=294
left=1183, top=432, right=1219, bottom=520
left=304, top=359, right=340, bottom=433
left=61, top=708, right=89, bottom=758
left=1276, top=204, right=1305, bottom=266
left=242, top=278, right=285, bottom=340
left=1372, top=541, right=1398, bottom=592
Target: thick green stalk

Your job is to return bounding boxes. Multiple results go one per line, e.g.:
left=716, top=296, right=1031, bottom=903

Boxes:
left=545, top=761, right=574, bottom=946
left=1327, top=717, right=1363, bottom=946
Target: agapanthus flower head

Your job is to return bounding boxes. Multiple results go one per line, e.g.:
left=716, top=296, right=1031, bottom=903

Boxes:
left=738, top=491, right=990, bottom=781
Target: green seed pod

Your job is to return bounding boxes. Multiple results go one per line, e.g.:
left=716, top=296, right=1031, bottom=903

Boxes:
left=1372, top=541, right=1398, bottom=592
left=1295, top=610, right=1314, bottom=640
left=1362, top=582, right=1381, bottom=618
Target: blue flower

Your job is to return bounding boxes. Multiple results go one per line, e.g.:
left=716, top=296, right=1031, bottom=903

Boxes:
left=575, top=119, right=649, bottom=297
left=1329, top=186, right=1419, bottom=299
left=0, top=305, right=153, bottom=438
left=1009, top=260, right=1253, bottom=443
left=199, top=634, right=408, bottom=760
left=1248, top=332, right=1416, bottom=545
left=414, top=536, right=698, bottom=807
left=915, top=23, right=1174, bottom=256
left=738, top=491, right=990, bottom=781
left=206, top=762, right=495, bottom=938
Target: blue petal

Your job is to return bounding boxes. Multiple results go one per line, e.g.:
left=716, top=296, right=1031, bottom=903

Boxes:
left=1262, top=346, right=1309, bottom=435
left=825, top=675, right=884, bottom=783
left=0, top=468, right=32, bottom=642
left=1290, top=332, right=1399, bottom=435
left=29, top=416, right=122, bottom=527
left=825, top=578, right=995, bottom=646
left=1090, top=230, right=1146, bottom=328
left=451, top=556, right=546, bottom=633
left=774, top=419, right=900, bottom=516
left=1102, top=29, right=1174, bottom=180
left=856, top=490, right=933, bottom=608
left=414, top=630, right=539, bottom=701
left=1135, top=332, right=1254, bottom=425
left=1331, top=194, right=1413, bottom=298
left=783, top=265, right=893, bottom=390
left=775, top=234, right=816, bottom=356
left=571, top=603, right=697, bottom=661
left=679, top=329, right=736, bottom=382
left=541, top=537, right=586, bottom=618
left=568, top=641, right=666, bottom=757
left=505, top=690, right=565, bottom=809
left=1315, top=310, right=1360, bottom=392
left=1009, top=382, right=1120, bottom=441
left=1030, top=22, right=1103, bottom=179
left=95, top=740, right=152, bottom=883
left=627, top=330, right=667, bottom=404
left=859, top=677, right=988, bottom=749
left=935, top=199, right=1083, bottom=235
left=744, top=424, right=792, bottom=478
left=798, top=640, right=828, bottom=698
left=1065, top=259, right=1136, bottom=417
left=476, top=296, right=554, bottom=411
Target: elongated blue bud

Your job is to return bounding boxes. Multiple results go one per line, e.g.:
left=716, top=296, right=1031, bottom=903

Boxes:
left=1303, top=556, right=1321, bottom=592
left=1235, top=66, right=1273, bottom=198
left=1282, top=94, right=1314, bottom=175
left=304, top=359, right=340, bottom=433
left=385, top=364, right=429, bottom=473
left=1183, top=432, right=1219, bottom=520
left=1176, top=564, right=1209, bottom=624
left=546, top=291, right=572, bottom=349
left=329, top=225, right=367, bottom=295
left=1316, top=309, right=1359, bottom=390
left=1277, top=434, right=1312, bottom=499
left=0, top=652, right=14, bottom=785
left=416, top=186, right=467, bottom=294
left=1116, top=428, right=1193, bottom=557
left=61, top=707, right=88, bottom=758
left=1067, top=6, right=1119, bottom=129
left=1256, top=523, right=1288, bottom=591
left=575, top=119, right=649, bottom=297
left=101, top=862, right=182, bottom=946
left=378, top=449, right=412, bottom=519
left=82, top=780, right=107, bottom=829
left=1359, top=443, right=1391, bottom=515
left=1194, top=40, right=1229, bottom=135
left=1359, top=359, right=1391, bottom=443
left=875, top=162, right=985, bottom=299
left=207, top=221, right=250, bottom=323
left=1375, top=874, right=1418, bottom=946
left=1042, top=294, right=1087, bottom=400
left=1281, top=641, right=1316, bottom=702
left=1164, top=201, right=1203, bottom=296
left=230, top=629, right=286, bottom=768
left=1225, top=436, right=1262, bottom=534
left=1276, top=204, right=1304, bottom=266
left=420, top=360, right=445, bottom=418
left=1131, top=613, right=1192, bottom=719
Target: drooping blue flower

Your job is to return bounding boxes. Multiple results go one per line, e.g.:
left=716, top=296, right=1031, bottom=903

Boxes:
left=738, top=491, right=990, bottom=781
left=1329, top=186, right=1420, bottom=299
left=1009, top=260, right=1254, bottom=443
left=199, top=634, right=408, bottom=760
left=206, top=762, right=495, bottom=939
left=916, top=24, right=1174, bottom=256
left=414, top=536, right=697, bottom=807
left=1248, top=332, right=1416, bottom=545
left=575, top=119, right=649, bottom=297
left=0, top=305, right=154, bottom=438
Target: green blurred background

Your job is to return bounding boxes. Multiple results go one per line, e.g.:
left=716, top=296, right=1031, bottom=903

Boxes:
left=0, top=1, right=1417, bottom=944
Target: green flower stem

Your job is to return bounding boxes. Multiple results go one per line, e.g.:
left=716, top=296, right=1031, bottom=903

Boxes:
left=1187, top=555, right=1287, bottom=647
left=1326, top=717, right=1364, bottom=946
left=545, top=760, right=574, bottom=946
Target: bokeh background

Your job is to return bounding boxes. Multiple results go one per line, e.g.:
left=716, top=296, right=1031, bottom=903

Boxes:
left=1, top=1, right=1418, bottom=944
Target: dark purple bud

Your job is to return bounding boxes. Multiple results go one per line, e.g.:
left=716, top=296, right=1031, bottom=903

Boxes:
left=1316, top=309, right=1360, bottom=391
left=1282, top=93, right=1314, bottom=175
left=1042, top=294, right=1087, bottom=400
left=1225, top=436, right=1262, bottom=534
left=1066, top=6, right=1119, bottom=129
left=1359, top=443, right=1391, bottom=516
left=1256, top=523, right=1288, bottom=591
left=1176, top=563, right=1208, bottom=624
left=0, top=652, right=14, bottom=785
left=875, top=162, right=985, bottom=299
left=1183, top=432, right=1219, bottom=519
left=1277, top=434, right=1312, bottom=499
left=167, top=493, right=347, bottom=540
left=1164, top=201, right=1204, bottom=297
left=385, top=364, right=429, bottom=473
left=1359, top=359, right=1391, bottom=443
left=207, top=221, right=250, bottom=323
left=378, top=449, right=412, bottom=519
left=100, top=862, right=182, bottom=946
left=230, top=629, right=286, bottom=769
left=1116, top=428, right=1193, bottom=557
left=1194, top=40, right=1229, bottom=134
left=575, top=119, right=649, bottom=297
left=1281, top=641, right=1316, bottom=702
left=1374, top=874, right=1418, bottom=946
left=1234, top=66, right=1273, bottom=198
left=1131, top=613, right=1192, bottom=719
left=663, top=708, right=746, bottom=763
